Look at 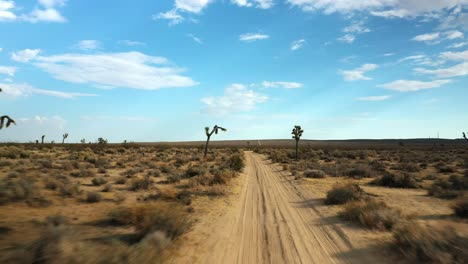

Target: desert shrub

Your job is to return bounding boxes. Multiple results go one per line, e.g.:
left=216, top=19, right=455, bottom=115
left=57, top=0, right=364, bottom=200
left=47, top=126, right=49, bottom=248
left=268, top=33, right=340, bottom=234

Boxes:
left=121, top=167, right=143, bottom=177
left=342, top=198, right=403, bottom=230
left=0, top=146, right=29, bottom=159
left=428, top=175, right=467, bottom=199
left=344, top=166, right=373, bottom=178
left=108, top=202, right=191, bottom=240
left=0, top=176, right=41, bottom=204
left=325, top=182, right=363, bottom=205
left=452, top=197, right=468, bottom=218
left=71, top=168, right=95, bottom=178
left=129, top=176, right=153, bottom=191
left=394, top=163, right=420, bottom=173
left=369, top=160, right=386, bottom=172
left=91, top=177, right=108, bottom=186
left=166, top=174, right=181, bottom=184
left=303, top=169, right=326, bottom=178
left=225, top=154, right=245, bottom=172
left=184, top=166, right=204, bottom=178
left=102, top=183, right=113, bottom=192
left=371, top=172, right=418, bottom=188
left=211, top=169, right=236, bottom=185
left=115, top=177, right=127, bottom=184
left=85, top=191, right=102, bottom=203
left=393, top=222, right=468, bottom=263
left=37, top=159, right=53, bottom=169
left=205, top=184, right=226, bottom=196
left=147, top=169, right=161, bottom=177
left=436, top=164, right=456, bottom=174
left=58, top=182, right=81, bottom=197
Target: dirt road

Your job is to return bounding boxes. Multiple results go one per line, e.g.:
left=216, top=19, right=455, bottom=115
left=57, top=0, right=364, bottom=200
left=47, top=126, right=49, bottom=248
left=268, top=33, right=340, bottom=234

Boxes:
left=172, top=151, right=387, bottom=264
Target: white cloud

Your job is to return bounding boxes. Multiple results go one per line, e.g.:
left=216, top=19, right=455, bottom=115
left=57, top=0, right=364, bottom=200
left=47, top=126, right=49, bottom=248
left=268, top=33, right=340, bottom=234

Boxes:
left=444, top=30, right=464, bottom=40
left=415, top=62, right=468, bottom=78
left=358, top=95, right=391, bottom=101
left=287, top=0, right=464, bottom=18
left=440, top=50, right=468, bottom=61
left=239, top=33, right=270, bottom=42
left=371, top=9, right=409, bottom=18
left=0, top=66, right=16, bottom=76
left=201, top=83, right=267, bottom=115
left=0, top=0, right=16, bottom=21
left=15, top=51, right=197, bottom=90
left=188, top=34, right=202, bottom=44
left=290, top=39, right=306, bottom=50
left=378, top=79, right=452, bottom=92
left=447, top=42, right=468, bottom=49
left=0, top=47, right=3, bottom=52
left=261, top=81, right=303, bottom=89
left=0, top=82, right=97, bottom=98
left=398, top=54, right=445, bottom=67
left=412, top=32, right=440, bottom=42
left=340, top=63, right=378, bottom=81
left=175, top=0, right=212, bottom=13
left=338, top=20, right=370, bottom=43
left=232, top=0, right=273, bottom=9
left=154, top=9, right=184, bottom=25
left=119, top=40, right=146, bottom=46
left=11, top=49, right=41, bottom=62
left=74, top=40, right=100, bottom=51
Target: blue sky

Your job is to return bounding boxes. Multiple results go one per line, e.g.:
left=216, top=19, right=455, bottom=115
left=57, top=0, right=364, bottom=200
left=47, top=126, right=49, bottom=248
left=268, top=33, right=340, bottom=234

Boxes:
left=0, top=0, right=467, bottom=142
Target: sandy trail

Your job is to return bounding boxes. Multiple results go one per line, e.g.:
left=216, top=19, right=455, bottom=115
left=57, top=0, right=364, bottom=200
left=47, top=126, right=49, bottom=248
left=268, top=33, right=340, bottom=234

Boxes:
left=172, top=151, right=386, bottom=264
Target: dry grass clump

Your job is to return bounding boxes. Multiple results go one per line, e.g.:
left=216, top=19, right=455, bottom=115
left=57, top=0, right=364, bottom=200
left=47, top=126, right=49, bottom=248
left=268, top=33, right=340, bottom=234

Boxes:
left=129, top=175, right=153, bottom=191
left=303, top=169, right=326, bottom=178
left=452, top=197, right=468, bottom=218
left=341, top=198, right=404, bottom=231
left=85, top=191, right=102, bottom=203
left=393, top=222, right=468, bottom=263
left=108, top=202, right=191, bottom=240
left=325, top=182, right=364, bottom=205
left=0, top=175, right=47, bottom=205
left=371, top=172, right=419, bottom=189
left=91, top=177, right=108, bottom=186
left=428, top=175, right=467, bottom=199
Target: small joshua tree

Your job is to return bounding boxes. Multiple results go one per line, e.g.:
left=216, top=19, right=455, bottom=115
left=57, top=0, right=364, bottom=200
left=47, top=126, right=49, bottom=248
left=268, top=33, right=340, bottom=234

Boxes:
left=0, top=88, right=16, bottom=130
left=204, top=125, right=227, bottom=158
left=41, top=135, right=45, bottom=144
left=463, top=132, right=467, bottom=141
left=97, top=137, right=108, bottom=144
left=292, top=125, right=304, bottom=160
left=62, top=133, right=69, bottom=144
left=80, top=138, right=86, bottom=144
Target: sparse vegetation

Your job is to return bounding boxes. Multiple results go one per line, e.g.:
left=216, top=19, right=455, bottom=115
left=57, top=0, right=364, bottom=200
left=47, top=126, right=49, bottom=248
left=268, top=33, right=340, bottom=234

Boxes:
left=325, top=182, right=363, bottom=205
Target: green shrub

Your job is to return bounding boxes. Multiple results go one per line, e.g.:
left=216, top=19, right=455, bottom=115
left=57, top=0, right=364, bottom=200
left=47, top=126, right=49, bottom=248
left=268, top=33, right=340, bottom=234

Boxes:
left=86, top=191, right=102, bottom=203
left=371, top=172, right=418, bottom=188
left=304, top=169, right=326, bottom=178
left=452, top=197, right=468, bottom=218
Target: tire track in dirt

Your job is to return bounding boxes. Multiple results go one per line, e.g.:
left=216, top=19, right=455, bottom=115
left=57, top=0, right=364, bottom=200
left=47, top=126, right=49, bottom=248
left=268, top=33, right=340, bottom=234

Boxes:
left=172, top=151, right=387, bottom=264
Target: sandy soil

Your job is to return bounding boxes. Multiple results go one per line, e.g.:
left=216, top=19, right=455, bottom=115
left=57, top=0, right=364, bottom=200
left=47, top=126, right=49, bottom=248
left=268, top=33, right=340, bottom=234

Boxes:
left=171, top=151, right=392, bottom=264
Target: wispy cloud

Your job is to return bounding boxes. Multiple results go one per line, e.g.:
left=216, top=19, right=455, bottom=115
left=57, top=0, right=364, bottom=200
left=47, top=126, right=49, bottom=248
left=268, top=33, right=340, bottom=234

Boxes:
left=119, top=40, right=146, bottom=46
left=239, top=33, right=270, bottom=42
left=0, top=82, right=97, bottom=98
left=153, top=9, right=184, bottom=25
left=358, top=95, right=391, bottom=101
left=290, top=39, right=306, bottom=51
left=74, top=40, right=101, bottom=51
left=261, top=81, right=303, bottom=89
left=187, top=34, right=202, bottom=44
left=201, top=83, right=267, bottom=115
left=378, top=79, right=452, bottom=92
left=338, top=20, right=370, bottom=44
left=0, top=66, right=16, bottom=76
left=11, top=49, right=41, bottom=62
left=12, top=50, right=198, bottom=90
left=340, top=63, right=378, bottom=81
left=232, top=0, right=274, bottom=9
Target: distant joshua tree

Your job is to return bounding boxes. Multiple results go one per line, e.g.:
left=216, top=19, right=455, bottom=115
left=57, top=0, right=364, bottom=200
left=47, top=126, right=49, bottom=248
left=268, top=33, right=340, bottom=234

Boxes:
left=80, top=139, right=86, bottom=144
left=0, top=88, right=16, bottom=130
left=204, top=125, right=227, bottom=158
left=41, top=135, right=45, bottom=144
left=292, top=125, right=304, bottom=160
left=35, top=140, right=39, bottom=144
left=62, top=133, right=69, bottom=144
left=97, top=137, right=108, bottom=144
left=463, top=132, right=467, bottom=141
left=51, top=140, right=55, bottom=144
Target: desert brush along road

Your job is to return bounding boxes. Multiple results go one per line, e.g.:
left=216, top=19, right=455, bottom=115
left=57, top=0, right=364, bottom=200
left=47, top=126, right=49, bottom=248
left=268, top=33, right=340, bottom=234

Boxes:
left=172, top=151, right=388, bottom=264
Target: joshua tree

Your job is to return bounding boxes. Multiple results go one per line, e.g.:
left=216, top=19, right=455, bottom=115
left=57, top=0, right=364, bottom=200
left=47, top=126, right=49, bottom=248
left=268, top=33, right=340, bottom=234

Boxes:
left=80, top=139, right=86, bottom=144
left=97, top=137, right=108, bottom=144
left=41, top=135, right=45, bottom=144
left=35, top=140, right=39, bottom=144
left=463, top=132, right=467, bottom=141
left=62, top=133, right=69, bottom=144
left=291, top=125, right=304, bottom=160
left=204, top=125, right=227, bottom=158
left=0, top=88, right=16, bottom=130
